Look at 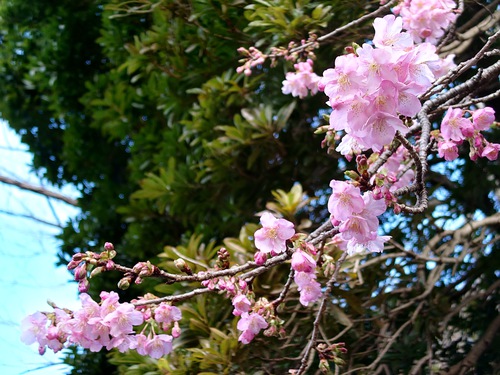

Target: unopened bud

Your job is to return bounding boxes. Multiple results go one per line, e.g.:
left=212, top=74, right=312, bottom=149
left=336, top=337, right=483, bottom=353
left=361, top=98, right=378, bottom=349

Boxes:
left=78, top=279, right=89, bottom=293
left=118, top=278, right=131, bottom=290
left=172, top=322, right=181, bottom=338
left=74, top=264, right=87, bottom=281
left=90, top=266, right=103, bottom=278
left=344, top=170, right=360, bottom=181
left=105, top=260, right=115, bottom=271
left=67, top=259, right=80, bottom=270
left=104, top=242, right=114, bottom=251
left=174, top=259, right=193, bottom=275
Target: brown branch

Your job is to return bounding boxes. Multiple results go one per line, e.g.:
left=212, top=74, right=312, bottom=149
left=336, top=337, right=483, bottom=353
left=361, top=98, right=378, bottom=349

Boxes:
left=443, top=314, right=500, bottom=375
left=0, top=174, right=78, bottom=206
left=295, top=251, right=349, bottom=375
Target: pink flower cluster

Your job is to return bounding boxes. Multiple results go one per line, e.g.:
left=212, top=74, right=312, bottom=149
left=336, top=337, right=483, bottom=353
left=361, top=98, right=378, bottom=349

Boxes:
left=328, top=180, right=390, bottom=255
left=21, top=292, right=182, bottom=359
left=319, top=15, right=454, bottom=156
left=437, top=107, right=499, bottom=161
left=292, top=245, right=322, bottom=306
left=254, top=212, right=295, bottom=265
left=392, top=0, right=458, bottom=44
left=282, top=59, right=320, bottom=99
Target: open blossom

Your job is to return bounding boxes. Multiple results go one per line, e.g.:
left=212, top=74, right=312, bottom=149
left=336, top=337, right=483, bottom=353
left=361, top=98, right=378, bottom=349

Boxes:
left=282, top=59, right=320, bottom=98
left=232, top=294, right=252, bottom=316
left=438, top=140, right=459, bottom=161
left=440, top=108, right=471, bottom=142
left=20, top=312, right=48, bottom=346
left=254, top=212, right=295, bottom=254
left=393, top=0, right=458, bottom=44
left=154, top=303, right=182, bottom=325
left=237, top=312, right=268, bottom=344
left=294, top=272, right=322, bottom=306
left=145, top=334, right=173, bottom=359
left=472, top=107, right=495, bottom=131
left=328, top=180, right=365, bottom=222
left=103, top=303, right=144, bottom=337
left=481, top=142, right=500, bottom=161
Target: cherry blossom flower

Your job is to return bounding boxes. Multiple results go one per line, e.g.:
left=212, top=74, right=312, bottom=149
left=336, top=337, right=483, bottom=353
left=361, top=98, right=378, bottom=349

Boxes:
left=328, top=180, right=365, bottom=221
left=154, top=303, right=182, bottom=325
left=440, top=108, right=470, bottom=141
left=438, top=140, right=459, bottom=161
left=232, top=294, right=252, bottom=316
left=103, top=302, right=144, bottom=337
left=282, top=59, right=320, bottom=99
left=291, top=250, right=316, bottom=273
left=472, top=107, right=495, bottom=131
left=294, top=272, right=322, bottom=306
left=145, top=334, right=173, bottom=359
left=254, top=212, right=295, bottom=254
left=237, top=312, right=268, bottom=344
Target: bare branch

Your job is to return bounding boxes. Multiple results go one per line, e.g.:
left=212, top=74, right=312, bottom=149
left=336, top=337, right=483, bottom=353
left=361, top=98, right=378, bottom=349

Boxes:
left=0, top=174, right=78, bottom=206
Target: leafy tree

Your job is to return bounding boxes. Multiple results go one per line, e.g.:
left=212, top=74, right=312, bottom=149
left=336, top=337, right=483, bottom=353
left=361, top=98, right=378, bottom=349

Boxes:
left=2, top=0, right=499, bottom=374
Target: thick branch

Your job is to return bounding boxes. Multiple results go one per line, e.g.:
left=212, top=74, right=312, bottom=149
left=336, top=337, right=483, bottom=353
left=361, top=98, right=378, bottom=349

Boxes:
left=443, top=314, right=500, bottom=375
left=0, top=174, right=78, bottom=206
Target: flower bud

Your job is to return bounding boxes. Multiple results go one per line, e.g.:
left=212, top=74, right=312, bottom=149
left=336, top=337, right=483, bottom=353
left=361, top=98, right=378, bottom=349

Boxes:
left=174, top=259, right=193, bottom=275
left=78, top=279, right=89, bottom=293
left=90, top=266, right=103, bottom=278
left=172, top=322, right=181, bottom=338
left=254, top=251, right=267, bottom=265
left=67, top=259, right=80, bottom=270
left=117, top=278, right=131, bottom=290
left=104, top=242, right=114, bottom=251
left=105, top=260, right=115, bottom=271
left=73, top=264, right=87, bottom=281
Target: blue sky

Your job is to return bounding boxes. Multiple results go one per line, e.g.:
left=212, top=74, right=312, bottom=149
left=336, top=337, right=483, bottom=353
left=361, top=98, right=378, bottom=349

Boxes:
left=0, top=120, right=80, bottom=375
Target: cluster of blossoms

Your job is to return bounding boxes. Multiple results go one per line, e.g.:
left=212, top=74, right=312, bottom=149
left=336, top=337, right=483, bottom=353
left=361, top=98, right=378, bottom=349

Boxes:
left=291, top=244, right=322, bottom=306
left=392, top=0, right=458, bottom=44
left=436, top=107, right=499, bottom=161
left=328, top=180, right=390, bottom=255
left=281, top=59, right=320, bottom=99
left=318, top=14, right=454, bottom=157
left=20, top=291, right=182, bottom=359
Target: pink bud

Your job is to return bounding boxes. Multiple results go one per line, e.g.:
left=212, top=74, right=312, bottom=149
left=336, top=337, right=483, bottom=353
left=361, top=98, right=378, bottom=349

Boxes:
left=254, top=251, right=267, bottom=265
left=78, top=279, right=89, bottom=293
left=104, top=242, right=114, bottom=251
left=172, top=322, right=181, bottom=338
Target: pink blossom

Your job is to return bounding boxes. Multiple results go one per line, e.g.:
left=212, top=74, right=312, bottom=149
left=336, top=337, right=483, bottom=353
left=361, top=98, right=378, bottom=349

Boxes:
left=346, top=235, right=391, bottom=255
left=232, top=294, right=252, bottom=316
left=472, top=107, right=495, bottom=131
left=20, top=312, right=48, bottom=346
left=291, top=250, right=316, bottom=273
left=394, top=0, right=457, bottom=44
left=437, top=140, right=459, bottom=161
left=481, top=142, right=500, bottom=161
left=328, top=180, right=365, bottom=221
left=145, top=334, right=173, bottom=359
left=294, top=272, right=322, bottom=306
left=282, top=59, right=320, bottom=98
left=254, top=212, right=295, bottom=254
left=103, top=302, right=144, bottom=337
left=237, top=313, right=268, bottom=344
left=440, top=108, right=470, bottom=142
left=154, top=303, right=182, bottom=325
left=372, top=15, right=413, bottom=49
left=360, top=112, right=407, bottom=152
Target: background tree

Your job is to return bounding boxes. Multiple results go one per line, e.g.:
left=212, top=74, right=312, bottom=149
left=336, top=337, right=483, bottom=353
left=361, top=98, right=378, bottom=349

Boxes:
left=1, top=0, right=499, bottom=374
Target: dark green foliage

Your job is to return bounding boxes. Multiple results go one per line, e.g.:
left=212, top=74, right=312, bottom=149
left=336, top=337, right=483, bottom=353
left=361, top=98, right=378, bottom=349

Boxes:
left=1, top=0, right=499, bottom=373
